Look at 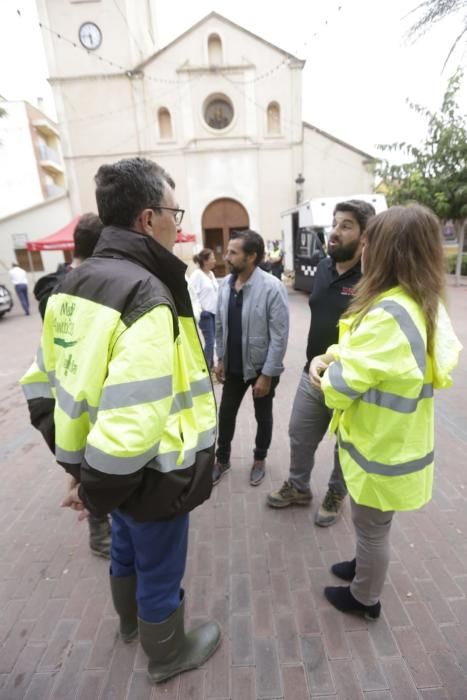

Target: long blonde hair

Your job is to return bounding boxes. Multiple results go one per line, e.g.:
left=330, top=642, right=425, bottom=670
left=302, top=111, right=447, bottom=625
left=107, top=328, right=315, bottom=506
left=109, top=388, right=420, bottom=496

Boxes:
left=346, top=205, right=446, bottom=354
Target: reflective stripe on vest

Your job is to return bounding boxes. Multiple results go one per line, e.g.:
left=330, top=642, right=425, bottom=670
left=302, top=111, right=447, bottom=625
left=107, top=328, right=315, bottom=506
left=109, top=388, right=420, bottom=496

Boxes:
left=329, top=299, right=429, bottom=414
left=375, top=300, right=426, bottom=374
left=84, top=426, right=216, bottom=475
left=99, top=375, right=173, bottom=411
left=56, top=446, right=85, bottom=464
left=170, top=376, right=212, bottom=414
left=362, top=383, right=433, bottom=413
left=339, top=436, right=434, bottom=476
left=22, top=381, right=53, bottom=400
left=328, top=362, right=361, bottom=399
left=55, top=381, right=98, bottom=422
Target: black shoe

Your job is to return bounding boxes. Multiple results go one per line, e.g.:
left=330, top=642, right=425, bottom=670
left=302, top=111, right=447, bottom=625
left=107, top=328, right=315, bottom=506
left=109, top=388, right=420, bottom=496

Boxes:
left=331, top=558, right=356, bottom=582
left=212, top=461, right=231, bottom=486
left=324, top=585, right=381, bottom=620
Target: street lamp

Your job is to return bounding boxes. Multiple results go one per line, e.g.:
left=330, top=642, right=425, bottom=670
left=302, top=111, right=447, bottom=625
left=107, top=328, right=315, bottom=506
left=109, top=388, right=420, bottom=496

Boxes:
left=295, top=172, right=305, bottom=204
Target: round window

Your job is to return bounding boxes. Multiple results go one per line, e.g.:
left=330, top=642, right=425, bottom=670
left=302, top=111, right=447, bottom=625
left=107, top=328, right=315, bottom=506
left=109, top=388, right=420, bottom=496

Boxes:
left=204, top=96, right=234, bottom=130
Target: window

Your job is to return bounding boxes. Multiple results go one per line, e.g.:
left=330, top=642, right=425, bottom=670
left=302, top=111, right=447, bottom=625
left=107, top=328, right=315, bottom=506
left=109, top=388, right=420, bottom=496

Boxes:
left=204, top=95, right=234, bottom=130
left=267, top=102, right=281, bottom=135
left=208, top=34, right=223, bottom=65
left=158, top=107, right=173, bottom=140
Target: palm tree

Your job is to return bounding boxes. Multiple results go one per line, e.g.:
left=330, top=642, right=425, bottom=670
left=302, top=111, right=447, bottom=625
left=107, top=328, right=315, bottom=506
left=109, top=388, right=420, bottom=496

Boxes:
left=408, top=0, right=467, bottom=69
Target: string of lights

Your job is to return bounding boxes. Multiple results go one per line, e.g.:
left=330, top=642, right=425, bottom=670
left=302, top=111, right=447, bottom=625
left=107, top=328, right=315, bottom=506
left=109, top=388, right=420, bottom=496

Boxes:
left=36, top=19, right=295, bottom=88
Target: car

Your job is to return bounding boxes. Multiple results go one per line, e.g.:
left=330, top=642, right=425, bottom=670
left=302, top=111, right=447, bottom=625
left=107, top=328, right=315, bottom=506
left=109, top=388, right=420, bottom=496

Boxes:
left=0, top=284, right=13, bottom=318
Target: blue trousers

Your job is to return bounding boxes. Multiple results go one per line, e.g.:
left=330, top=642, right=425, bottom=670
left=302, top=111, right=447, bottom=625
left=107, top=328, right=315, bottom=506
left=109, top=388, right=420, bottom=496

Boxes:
left=111, top=510, right=189, bottom=623
left=199, top=311, right=215, bottom=369
left=15, top=284, right=30, bottom=315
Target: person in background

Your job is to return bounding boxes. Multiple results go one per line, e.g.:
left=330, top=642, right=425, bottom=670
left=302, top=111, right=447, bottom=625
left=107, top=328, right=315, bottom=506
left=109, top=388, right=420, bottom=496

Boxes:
left=34, top=213, right=104, bottom=320
left=268, top=240, right=284, bottom=280
left=189, top=249, right=218, bottom=370
left=267, top=200, right=375, bottom=527
left=34, top=213, right=111, bottom=559
left=21, top=157, right=221, bottom=684
left=9, top=262, right=30, bottom=315
left=213, top=230, right=289, bottom=487
left=311, top=205, right=462, bottom=619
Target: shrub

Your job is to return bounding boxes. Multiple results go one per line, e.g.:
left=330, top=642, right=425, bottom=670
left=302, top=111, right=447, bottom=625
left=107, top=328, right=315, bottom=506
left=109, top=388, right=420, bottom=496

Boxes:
left=445, top=254, right=467, bottom=276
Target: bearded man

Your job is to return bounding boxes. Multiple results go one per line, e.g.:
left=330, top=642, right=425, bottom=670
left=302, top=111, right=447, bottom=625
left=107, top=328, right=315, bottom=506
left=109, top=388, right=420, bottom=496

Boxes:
left=267, top=200, right=376, bottom=526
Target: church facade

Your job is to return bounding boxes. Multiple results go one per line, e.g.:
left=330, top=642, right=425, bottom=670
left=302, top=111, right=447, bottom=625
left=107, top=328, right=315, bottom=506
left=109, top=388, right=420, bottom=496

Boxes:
left=37, top=1, right=374, bottom=270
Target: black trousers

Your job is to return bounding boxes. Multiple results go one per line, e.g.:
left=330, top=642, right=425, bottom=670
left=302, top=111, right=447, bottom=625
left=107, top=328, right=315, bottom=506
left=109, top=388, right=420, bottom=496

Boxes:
left=216, top=373, right=280, bottom=463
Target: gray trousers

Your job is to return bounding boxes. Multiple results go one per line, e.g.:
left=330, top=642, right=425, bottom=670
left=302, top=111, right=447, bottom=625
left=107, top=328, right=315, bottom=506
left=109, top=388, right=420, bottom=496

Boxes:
left=288, top=371, right=346, bottom=496
left=350, top=498, right=394, bottom=606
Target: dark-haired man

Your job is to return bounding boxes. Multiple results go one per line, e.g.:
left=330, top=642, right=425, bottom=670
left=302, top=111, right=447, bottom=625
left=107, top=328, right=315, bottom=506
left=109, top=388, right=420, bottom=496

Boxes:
left=213, top=230, right=289, bottom=487
left=267, top=200, right=376, bottom=526
left=21, top=157, right=221, bottom=684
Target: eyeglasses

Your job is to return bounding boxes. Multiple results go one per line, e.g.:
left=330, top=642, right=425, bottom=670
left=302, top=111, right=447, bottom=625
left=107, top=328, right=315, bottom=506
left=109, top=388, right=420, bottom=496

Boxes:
left=149, top=206, right=185, bottom=225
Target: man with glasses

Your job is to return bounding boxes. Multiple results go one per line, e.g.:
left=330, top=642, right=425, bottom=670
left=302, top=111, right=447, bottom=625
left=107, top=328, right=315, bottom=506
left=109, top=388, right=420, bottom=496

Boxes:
left=21, top=157, right=221, bottom=684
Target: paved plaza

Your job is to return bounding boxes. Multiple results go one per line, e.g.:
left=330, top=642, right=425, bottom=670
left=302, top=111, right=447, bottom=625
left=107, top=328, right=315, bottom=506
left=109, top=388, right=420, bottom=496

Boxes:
left=0, top=281, right=466, bottom=700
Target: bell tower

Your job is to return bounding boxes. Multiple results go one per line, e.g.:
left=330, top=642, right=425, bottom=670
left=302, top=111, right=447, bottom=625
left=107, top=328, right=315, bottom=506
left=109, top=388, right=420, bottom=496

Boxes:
left=34, top=0, right=159, bottom=213
left=36, top=0, right=158, bottom=78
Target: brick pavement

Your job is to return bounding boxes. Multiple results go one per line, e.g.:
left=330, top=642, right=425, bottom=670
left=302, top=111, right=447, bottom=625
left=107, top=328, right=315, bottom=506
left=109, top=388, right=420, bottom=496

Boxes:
left=0, top=283, right=466, bottom=700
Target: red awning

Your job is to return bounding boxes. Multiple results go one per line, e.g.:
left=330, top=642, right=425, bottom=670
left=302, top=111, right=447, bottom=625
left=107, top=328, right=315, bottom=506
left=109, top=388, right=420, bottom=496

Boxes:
left=27, top=215, right=81, bottom=252
left=27, top=218, right=196, bottom=251
left=176, top=230, right=196, bottom=243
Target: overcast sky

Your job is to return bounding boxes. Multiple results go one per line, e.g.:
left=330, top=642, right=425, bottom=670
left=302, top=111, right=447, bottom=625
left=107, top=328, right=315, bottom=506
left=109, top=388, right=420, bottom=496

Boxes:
left=1, top=0, right=466, bottom=159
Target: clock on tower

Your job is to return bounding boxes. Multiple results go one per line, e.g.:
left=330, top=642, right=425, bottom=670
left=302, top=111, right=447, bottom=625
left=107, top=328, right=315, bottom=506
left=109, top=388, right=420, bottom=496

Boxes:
left=78, top=22, right=102, bottom=51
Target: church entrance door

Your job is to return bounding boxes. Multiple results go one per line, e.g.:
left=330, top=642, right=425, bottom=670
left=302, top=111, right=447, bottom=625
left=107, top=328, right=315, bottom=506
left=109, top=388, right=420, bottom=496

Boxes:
left=202, top=198, right=249, bottom=277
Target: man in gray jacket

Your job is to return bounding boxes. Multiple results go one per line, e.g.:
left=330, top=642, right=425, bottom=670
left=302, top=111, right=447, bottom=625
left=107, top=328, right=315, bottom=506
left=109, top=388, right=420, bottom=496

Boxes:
left=213, top=230, right=289, bottom=486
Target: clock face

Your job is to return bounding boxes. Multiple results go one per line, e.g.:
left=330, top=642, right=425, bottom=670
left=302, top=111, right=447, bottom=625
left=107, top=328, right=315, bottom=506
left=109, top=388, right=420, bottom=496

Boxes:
left=78, top=22, right=102, bottom=51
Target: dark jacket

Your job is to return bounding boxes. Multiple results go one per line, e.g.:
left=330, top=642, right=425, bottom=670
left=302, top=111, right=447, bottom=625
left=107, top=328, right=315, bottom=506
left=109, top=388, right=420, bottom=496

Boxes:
left=22, top=227, right=217, bottom=521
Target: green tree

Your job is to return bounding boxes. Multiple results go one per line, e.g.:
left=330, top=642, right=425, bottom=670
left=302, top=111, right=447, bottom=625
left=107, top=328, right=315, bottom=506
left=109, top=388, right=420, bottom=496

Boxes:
left=376, top=70, right=467, bottom=284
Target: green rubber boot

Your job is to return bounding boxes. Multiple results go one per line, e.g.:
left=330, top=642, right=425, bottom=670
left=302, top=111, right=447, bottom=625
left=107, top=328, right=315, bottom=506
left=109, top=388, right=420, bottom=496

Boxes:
left=138, top=595, right=221, bottom=684
left=110, top=575, right=138, bottom=642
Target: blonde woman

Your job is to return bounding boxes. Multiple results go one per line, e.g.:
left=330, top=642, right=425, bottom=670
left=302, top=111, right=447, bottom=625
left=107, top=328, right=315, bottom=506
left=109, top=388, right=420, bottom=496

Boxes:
left=310, top=205, right=462, bottom=619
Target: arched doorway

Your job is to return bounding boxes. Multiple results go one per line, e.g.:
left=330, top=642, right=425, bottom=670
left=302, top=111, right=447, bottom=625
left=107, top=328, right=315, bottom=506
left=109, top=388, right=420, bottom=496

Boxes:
left=202, top=198, right=249, bottom=277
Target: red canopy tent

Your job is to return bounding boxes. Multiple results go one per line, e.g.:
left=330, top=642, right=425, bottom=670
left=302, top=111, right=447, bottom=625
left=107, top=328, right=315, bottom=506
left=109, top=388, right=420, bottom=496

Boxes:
left=27, top=215, right=80, bottom=252
left=27, top=218, right=197, bottom=252
left=175, top=229, right=196, bottom=243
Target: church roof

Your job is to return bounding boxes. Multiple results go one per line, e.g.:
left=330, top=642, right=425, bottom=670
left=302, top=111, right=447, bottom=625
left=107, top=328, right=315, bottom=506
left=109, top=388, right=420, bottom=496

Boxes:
left=303, top=121, right=376, bottom=161
left=134, top=11, right=304, bottom=72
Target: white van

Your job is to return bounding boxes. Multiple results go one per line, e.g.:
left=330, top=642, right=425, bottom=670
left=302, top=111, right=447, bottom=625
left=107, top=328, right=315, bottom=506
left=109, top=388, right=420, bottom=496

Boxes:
left=280, top=194, right=387, bottom=292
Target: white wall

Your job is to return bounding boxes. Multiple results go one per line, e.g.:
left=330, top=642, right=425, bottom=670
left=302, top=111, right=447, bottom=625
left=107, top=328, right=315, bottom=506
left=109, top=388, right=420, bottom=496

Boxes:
left=0, top=194, right=73, bottom=287
left=35, top=10, right=374, bottom=251
left=303, top=125, right=374, bottom=198
left=0, top=102, right=43, bottom=218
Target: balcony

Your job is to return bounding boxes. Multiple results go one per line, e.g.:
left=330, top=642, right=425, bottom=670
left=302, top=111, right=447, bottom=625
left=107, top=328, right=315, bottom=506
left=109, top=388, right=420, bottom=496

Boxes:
left=46, top=183, right=66, bottom=198
left=38, top=142, right=64, bottom=174
left=33, top=119, right=60, bottom=138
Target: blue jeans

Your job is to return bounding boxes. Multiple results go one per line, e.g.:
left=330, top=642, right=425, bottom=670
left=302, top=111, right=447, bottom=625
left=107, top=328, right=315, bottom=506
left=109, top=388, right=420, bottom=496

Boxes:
left=199, top=311, right=215, bottom=369
left=15, top=284, right=29, bottom=315
left=110, top=510, right=189, bottom=622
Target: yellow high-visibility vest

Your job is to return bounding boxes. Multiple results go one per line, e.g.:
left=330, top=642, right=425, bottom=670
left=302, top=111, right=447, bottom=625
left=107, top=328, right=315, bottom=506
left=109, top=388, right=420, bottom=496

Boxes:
left=321, top=287, right=460, bottom=512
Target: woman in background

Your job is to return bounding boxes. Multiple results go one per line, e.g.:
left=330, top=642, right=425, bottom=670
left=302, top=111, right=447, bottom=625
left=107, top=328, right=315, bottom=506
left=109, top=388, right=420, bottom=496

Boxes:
left=190, top=249, right=218, bottom=370
left=310, top=205, right=462, bottom=620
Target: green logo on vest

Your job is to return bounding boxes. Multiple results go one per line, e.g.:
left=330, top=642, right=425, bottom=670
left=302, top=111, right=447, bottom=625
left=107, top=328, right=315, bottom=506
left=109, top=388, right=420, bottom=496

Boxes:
left=53, top=337, right=78, bottom=348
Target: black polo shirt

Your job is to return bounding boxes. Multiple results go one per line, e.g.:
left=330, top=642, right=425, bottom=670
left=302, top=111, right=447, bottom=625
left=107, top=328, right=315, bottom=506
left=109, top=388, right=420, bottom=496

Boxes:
left=227, top=275, right=243, bottom=376
left=304, top=257, right=362, bottom=372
